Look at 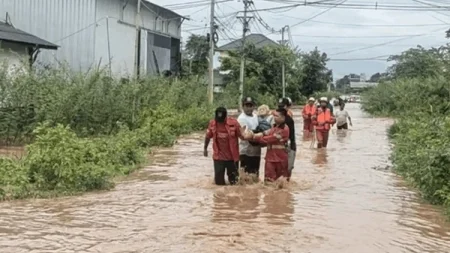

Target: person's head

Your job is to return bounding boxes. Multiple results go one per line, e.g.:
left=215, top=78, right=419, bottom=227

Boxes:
left=278, top=97, right=289, bottom=109
left=215, top=107, right=227, bottom=123
left=242, top=97, right=256, bottom=115
left=308, top=97, right=315, bottom=105
left=286, top=97, right=293, bottom=108
left=319, top=97, right=328, bottom=108
left=257, top=104, right=271, bottom=117
left=273, top=107, right=287, bottom=125
left=340, top=103, right=345, bottom=110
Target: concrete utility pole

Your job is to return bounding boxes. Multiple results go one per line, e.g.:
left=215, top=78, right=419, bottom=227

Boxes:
left=281, top=26, right=287, bottom=98
left=237, top=0, right=253, bottom=110
left=134, top=0, right=142, bottom=78
left=208, top=0, right=215, bottom=104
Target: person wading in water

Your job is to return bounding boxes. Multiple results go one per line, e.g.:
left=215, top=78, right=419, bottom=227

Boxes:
left=312, top=97, right=336, bottom=149
left=246, top=108, right=290, bottom=182
left=237, top=97, right=262, bottom=177
left=335, top=103, right=352, bottom=130
left=277, top=98, right=297, bottom=181
left=302, top=97, right=316, bottom=138
left=204, top=107, right=249, bottom=185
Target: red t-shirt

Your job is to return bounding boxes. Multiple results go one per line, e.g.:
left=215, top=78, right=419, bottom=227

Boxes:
left=215, top=123, right=234, bottom=161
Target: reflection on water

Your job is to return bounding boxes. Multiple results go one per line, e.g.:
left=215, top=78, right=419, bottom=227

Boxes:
left=0, top=104, right=449, bottom=253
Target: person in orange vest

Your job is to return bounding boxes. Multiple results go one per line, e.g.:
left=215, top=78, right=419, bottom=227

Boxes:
left=302, top=97, right=316, bottom=138
left=247, top=108, right=290, bottom=182
left=204, top=107, right=250, bottom=185
left=312, top=97, right=336, bottom=149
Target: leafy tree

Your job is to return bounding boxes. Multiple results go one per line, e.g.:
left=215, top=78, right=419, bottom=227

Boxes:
left=387, top=45, right=445, bottom=79
left=182, top=34, right=210, bottom=76
left=298, top=48, right=332, bottom=96
left=220, top=45, right=331, bottom=102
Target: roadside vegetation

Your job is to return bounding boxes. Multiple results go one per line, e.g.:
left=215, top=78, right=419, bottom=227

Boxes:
left=0, top=34, right=334, bottom=201
left=361, top=44, right=450, bottom=214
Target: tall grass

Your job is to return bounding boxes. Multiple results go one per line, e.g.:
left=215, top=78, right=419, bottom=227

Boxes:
left=361, top=77, right=450, bottom=214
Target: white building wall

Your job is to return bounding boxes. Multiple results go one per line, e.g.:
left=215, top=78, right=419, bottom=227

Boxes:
left=0, top=0, right=182, bottom=76
left=0, top=0, right=96, bottom=71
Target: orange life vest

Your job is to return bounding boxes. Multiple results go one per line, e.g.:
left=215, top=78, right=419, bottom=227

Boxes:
left=315, top=108, right=333, bottom=131
left=302, top=104, right=316, bottom=118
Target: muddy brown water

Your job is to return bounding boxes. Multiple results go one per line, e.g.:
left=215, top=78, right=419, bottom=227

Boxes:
left=0, top=104, right=449, bottom=252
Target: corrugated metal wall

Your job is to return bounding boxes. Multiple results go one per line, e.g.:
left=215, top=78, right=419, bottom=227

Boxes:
left=0, top=0, right=96, bottom=70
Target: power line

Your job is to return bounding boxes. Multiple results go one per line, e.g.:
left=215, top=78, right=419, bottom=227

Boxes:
left=289, top=33, right=440, bottom=38
left=329, top=27, right=447, bottom=56
left=289, top=0, right=347, bottom=28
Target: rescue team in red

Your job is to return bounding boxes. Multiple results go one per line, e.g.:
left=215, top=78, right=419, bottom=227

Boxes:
left=204, top=97, right=336, bottom=185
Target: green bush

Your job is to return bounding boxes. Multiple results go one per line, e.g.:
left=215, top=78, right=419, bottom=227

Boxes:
left=362, top=77, right=450, bottom=214
left=0, top=66, right=215, bottom=200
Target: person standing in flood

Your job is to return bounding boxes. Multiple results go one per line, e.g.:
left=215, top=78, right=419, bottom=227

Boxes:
left=302, top=97, right=316, bottom=138
left=277, top=98, right=296, bottom=181
left=204, top=107, right=248, bottom=185
left=248, top=108, right=290, bottom=182
left=237, top=97, right=262, bottom=176
left=335, top=103, right=352, bottom=130
left=312, top=97, right=336, bottom=149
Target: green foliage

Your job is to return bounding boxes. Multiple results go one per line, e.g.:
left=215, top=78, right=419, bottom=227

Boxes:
left=362, top=75, right=450, bottom=214
left=219, top=44, right=331, bottom=104
left=387, top=45, right=449, bottom=80
left=181, top=34, right=210, bottom=77
left=0, top=66, right=215, bottom=200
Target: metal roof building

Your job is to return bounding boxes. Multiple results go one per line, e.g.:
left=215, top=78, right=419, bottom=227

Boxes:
left=216, top=34, right=279, bottom=52
left=0, top=0, right=185, bottom=76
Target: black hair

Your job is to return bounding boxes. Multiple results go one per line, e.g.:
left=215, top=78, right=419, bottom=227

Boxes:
left=276, top=107, right=287, bottom=117
left=215, top=107, right=227, bottom=122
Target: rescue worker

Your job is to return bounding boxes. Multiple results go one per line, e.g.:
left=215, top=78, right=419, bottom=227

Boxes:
left=277, top=98, right=296, bottom=181
left=204, top=107, right=249, bottom=185
left=335, top=103, right=352, bottom=130
left=302, top=97, right=316, bottom=138
left=248, top=108, right=290, bottom=182
left=237, top=97, right=261, bottom=176
left=312, top=97, right=336, bottom=149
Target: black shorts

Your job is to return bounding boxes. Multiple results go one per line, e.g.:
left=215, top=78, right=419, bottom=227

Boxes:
left=337, top=123, right=348, bottom=130
left=239, top=155, right=261, bottom=175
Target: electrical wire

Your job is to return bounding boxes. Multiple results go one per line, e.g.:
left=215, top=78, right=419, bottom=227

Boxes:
left=329, top=27, right=447, bottom=56
left=290, top=0, right=347, bottom=28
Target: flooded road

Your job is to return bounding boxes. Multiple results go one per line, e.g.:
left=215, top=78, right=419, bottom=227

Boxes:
left=1, top=104, right=449, bottom=252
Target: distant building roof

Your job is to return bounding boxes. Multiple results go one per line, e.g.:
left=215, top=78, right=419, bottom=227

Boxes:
left=349, top=81, right=378, bottom=88
left=143, top=1, right=186, bottom=19
left=216, top=34, right=278, bottom=52
left=0, top=21, right=58, bottom=50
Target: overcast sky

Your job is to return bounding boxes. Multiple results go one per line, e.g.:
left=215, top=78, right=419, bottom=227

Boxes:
left=152, top=0, right=450, bottom=80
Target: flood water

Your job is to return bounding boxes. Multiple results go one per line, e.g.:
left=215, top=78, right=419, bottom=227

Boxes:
left=0, top=104, right=449, bottom=252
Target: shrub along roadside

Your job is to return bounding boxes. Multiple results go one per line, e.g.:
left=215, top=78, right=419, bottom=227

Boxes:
left=0, top=105, right=211, bottom=201
left=0, top=65, right=215, bottom=201
left=361, top=77, right=450, bottom=215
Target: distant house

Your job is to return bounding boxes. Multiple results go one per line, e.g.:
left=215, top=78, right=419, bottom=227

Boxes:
left=0, top=20, right=58, bottom=73
left=0, top=0, right=185, bottom=76
left=216, top=33, right=279, bottom=58
left=349, top=81, right=378, bottom=91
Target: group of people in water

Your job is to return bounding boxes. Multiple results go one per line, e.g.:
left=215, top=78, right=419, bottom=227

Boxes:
left=204, top=96, right=352, bottom=185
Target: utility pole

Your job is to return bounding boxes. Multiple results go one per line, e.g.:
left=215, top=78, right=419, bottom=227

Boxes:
left=208, top=0, right=215, bottom=104
left=134, top=0, right=142, bottom=78
left=237, top=0, right=253, bottom=110
left=281, top=26, right=287, bottom=98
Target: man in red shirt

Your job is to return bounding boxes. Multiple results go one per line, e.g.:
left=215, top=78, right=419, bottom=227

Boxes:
left=248, top=108, right=290, bottom=182
left=204, top=107, right=247, bottom=185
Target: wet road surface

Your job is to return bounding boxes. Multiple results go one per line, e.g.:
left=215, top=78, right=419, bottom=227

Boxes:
left=0, top=104, right=449, bottom=252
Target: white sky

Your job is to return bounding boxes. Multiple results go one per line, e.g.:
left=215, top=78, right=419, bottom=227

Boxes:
left=152, top=0, right=450, bottom=79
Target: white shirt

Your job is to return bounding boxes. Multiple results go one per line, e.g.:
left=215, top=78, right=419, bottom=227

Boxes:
left=335, top=110, right=349, bottom=126
left=237, top=112, right=261, bottom=157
